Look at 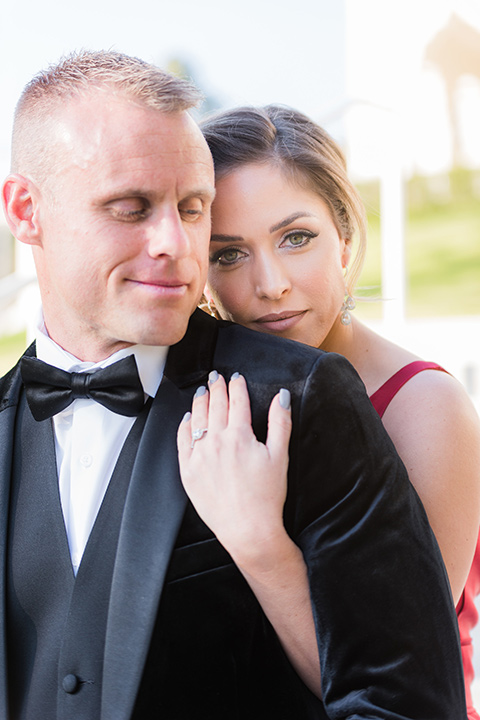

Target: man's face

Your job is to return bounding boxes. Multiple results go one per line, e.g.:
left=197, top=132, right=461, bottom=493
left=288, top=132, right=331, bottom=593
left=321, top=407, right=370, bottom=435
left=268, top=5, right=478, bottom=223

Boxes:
left=33, top=94, right=215, bottom=361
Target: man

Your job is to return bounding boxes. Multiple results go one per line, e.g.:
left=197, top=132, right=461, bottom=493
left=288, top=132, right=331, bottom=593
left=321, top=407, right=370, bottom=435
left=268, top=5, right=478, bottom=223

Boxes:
left=0, top=50, right=467, bottom=719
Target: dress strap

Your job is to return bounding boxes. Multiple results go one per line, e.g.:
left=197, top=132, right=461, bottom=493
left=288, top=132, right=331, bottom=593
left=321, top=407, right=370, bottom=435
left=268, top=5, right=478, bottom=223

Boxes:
left=370, top=361, right=447, bottom=418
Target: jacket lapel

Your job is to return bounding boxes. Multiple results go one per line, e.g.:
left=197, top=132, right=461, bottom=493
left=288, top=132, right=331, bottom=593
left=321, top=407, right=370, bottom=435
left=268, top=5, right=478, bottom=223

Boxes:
left=101, top=309, right=217, bottom=720
left=0, top=406, right=16, bottom=718
left=0, top=357, right=28, bottom=718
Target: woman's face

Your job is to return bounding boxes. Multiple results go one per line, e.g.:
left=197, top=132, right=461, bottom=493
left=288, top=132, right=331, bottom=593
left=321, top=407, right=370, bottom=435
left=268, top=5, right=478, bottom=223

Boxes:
left=207, top=163, right=350, bottom=349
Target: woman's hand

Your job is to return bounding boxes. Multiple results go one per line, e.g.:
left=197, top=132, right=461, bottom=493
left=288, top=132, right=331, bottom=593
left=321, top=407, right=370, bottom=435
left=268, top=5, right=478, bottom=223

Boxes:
left=177, top=371, right=322, bottom=697
left=177, top=371, right=292, bottom=570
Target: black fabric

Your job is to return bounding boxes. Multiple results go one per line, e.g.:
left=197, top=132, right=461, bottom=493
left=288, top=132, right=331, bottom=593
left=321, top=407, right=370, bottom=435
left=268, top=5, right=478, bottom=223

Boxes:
left=20, top=354, right=145, bottom=421
left=132, top=501, right=325, bottom=720
left=0, top=310, right=469, bottom=719
left=6, top=391, right=151, bottom=720
left=128, top=315, right=467, bottom=719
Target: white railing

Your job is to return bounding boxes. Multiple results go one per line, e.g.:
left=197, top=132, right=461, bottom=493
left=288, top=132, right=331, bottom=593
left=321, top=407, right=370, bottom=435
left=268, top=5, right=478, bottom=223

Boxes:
left=0, top=272, right=36, bottom=304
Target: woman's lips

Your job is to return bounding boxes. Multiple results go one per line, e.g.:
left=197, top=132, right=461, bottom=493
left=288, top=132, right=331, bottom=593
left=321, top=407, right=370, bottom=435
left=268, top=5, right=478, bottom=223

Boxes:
left=253, top=310, right=307, bottom=333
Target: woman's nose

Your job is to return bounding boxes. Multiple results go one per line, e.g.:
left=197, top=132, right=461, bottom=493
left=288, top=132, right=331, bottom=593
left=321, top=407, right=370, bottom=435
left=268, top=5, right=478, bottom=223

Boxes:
left=255, top=255, right=291, bottom=300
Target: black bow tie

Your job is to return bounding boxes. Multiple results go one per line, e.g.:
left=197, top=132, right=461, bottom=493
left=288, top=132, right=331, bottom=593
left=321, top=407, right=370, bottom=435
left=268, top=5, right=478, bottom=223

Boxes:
left=20, top=354, right=146, bottom=422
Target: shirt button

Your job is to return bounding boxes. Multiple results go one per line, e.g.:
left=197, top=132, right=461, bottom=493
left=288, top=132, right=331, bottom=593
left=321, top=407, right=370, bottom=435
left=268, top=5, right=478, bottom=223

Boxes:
left=80, top=454, right=93, bottom=468
left=62, top=674, right=79, bottom=693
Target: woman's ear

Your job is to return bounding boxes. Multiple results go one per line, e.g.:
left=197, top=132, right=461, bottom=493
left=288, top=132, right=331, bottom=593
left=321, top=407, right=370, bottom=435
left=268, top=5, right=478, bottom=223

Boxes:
left=2, top=174, right=43, bottom=247
left=341, top=238, right=352, bottom=270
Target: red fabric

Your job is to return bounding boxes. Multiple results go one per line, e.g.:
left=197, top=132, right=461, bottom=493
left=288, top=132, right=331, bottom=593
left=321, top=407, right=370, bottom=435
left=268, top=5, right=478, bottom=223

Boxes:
left=369, top=361, right=445, bottom=418
left=457, top=538, right=480, bottom=720
left=370, top=361, right=480, bottom=719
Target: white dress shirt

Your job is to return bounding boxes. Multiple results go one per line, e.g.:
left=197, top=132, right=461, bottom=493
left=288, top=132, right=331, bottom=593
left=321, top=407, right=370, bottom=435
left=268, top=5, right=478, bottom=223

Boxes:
left=35, top=315, right=168, bottom=574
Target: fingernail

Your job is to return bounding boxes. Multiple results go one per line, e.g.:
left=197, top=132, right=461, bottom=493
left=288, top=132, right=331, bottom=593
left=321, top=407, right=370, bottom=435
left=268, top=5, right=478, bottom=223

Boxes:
left=182, top=411, right=192, bottom=423
left=209, top=370, right=219, bottom=384
left=231, top=372, right=241, bottom=381
left=279, top=388, right=291, bottom=410
left=194, top=386, right=207, bottom=399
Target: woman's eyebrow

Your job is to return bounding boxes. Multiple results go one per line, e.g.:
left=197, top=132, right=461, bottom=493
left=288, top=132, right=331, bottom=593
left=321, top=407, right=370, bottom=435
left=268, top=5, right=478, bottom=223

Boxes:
left=210, top=234, right=244, bottom=243
left=269, top=212, right=315, bottom=233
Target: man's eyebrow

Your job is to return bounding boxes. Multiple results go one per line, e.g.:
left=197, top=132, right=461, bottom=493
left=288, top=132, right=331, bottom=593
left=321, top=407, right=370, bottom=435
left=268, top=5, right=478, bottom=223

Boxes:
left=181, top=187, right=216, bottom=202
left=269, top=212, right=315, bottom=233
left=210, top=234, right=244, bottom=243
left=99, top=186, right=216, bottom=203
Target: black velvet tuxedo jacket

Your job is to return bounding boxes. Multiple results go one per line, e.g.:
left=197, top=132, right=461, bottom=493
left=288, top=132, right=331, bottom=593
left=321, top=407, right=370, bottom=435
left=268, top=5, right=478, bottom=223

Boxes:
left=0, top=309, right=467, bottom=719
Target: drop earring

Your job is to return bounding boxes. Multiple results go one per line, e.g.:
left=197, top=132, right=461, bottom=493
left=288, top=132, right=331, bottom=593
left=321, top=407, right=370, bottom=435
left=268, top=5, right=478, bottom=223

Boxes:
left=340, top=293, right=356, bottom=326
left=340, top=266, right=355, bottom=325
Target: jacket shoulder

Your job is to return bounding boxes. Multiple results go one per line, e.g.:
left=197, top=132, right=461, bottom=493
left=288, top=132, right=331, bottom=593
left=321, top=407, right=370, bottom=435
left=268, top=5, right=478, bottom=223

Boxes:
left=215, top=319, right=361, bottom=386
left=0, top=342, right=34, bottom=411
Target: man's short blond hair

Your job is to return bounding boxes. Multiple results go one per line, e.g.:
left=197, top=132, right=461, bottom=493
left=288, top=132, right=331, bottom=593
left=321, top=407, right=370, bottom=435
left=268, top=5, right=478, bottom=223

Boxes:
left=11, top=50, right=203, bottom=182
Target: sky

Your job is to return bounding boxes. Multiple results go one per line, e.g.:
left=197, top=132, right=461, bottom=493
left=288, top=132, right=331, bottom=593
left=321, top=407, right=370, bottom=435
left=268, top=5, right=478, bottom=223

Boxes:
left=1, top=0, right=480, bottom=183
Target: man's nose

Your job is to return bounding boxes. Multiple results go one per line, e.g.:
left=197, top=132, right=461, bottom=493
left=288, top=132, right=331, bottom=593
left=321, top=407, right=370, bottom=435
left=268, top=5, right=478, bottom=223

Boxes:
left=147, top=212, right=190, bottom=259
left=255, top=254, right=291, bottom=300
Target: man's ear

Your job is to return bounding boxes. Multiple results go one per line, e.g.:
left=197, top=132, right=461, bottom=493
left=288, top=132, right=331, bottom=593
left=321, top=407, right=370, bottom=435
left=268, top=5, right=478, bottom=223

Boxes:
left=2, top=174, right=43, bottom=247
left=203, top=284, right=214, bottom=303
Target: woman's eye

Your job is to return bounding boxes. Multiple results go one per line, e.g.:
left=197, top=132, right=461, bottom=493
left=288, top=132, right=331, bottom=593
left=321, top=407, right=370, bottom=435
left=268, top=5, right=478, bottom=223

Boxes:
left=283, top=231, right=313, bottom=248
left=210, top=247, right=245, bottom=266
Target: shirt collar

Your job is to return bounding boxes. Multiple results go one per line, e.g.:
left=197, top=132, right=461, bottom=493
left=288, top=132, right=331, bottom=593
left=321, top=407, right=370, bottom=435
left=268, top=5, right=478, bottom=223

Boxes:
left=34, top=309, right=168, bottom=399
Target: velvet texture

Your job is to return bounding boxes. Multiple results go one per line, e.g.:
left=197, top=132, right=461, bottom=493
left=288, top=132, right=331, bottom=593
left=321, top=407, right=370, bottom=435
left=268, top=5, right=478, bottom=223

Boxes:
left=0, top=310, right=468, bottom=719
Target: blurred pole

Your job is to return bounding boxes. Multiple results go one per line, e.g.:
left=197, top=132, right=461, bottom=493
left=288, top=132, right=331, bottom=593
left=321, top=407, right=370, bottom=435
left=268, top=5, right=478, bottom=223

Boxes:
left=13, top=240, right=38, bottom=340
left=14, top=240, right=35, bottom=282
left=380, top=112, right=406, bottom=326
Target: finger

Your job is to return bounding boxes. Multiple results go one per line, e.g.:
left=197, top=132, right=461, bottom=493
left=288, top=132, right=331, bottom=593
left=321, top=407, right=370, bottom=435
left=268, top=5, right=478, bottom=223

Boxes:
left=266, top=389, right=292, bottom=463
left=177, top=410, right=193, bottom=464
left=227, top=373, right=253, bottom=430
left=206, top=371, right=229, bottom=432
left=190, top=384, right=209, bottom=449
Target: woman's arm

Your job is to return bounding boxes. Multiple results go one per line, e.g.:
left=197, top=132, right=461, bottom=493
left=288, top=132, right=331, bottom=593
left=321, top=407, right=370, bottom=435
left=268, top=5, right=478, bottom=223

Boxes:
left=177, top=371, right=322, bottom=696
left=177, top=365, right=480, bottom=702
left=382, top=370, right=480, bottom=605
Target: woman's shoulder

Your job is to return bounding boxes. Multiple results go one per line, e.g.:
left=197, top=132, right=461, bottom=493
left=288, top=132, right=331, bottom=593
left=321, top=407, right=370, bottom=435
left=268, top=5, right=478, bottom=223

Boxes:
left=347, top=321, right=478, bottom=438
left=379, top=352, right=480, bottom=487
left=381, top=357, right=474, bottom=424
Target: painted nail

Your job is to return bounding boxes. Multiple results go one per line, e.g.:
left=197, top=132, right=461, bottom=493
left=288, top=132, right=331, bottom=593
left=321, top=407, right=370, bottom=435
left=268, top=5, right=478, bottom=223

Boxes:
left=182, top=411, right=192, bottom=423
left=279, top=388, right=291, bottom=410
left=194, top=386, right=207, bottom=399
left=230, top=372, right=241, bottom=381
left=209, top=370, right=219, bottom=384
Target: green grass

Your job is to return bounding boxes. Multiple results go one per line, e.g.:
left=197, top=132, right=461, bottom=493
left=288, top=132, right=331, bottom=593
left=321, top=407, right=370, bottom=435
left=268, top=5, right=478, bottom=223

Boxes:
left=355, top=178, right=480, bottom=321
left=0, top=330, right=26, bottom=376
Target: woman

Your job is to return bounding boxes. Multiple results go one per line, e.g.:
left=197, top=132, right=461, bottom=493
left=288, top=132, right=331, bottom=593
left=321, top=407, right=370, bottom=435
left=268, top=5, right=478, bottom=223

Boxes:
left=178, top=105, right=480, bottom=715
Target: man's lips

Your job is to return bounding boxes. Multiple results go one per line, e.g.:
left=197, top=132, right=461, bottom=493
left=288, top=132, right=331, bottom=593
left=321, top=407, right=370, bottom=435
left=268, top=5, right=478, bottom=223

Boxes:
left=253, top=310, right=307, bottom=332
left=126, top=278, right=188, bottom=297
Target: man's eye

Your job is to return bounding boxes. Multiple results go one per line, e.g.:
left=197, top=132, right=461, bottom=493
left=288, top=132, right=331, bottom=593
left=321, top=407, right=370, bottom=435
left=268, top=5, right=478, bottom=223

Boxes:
left=108, top=199, right=148, bottom=221
left=179, top=202, right=203, bottom=221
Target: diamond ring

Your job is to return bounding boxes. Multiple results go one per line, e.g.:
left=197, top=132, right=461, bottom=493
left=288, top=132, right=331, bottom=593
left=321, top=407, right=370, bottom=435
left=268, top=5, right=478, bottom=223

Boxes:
left=191, top=427, right=208, bottom=448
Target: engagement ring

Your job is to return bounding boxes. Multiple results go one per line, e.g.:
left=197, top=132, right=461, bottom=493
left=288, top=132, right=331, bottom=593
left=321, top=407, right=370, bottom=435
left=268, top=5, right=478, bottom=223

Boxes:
left=191, top=427, right=208, bottom=448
